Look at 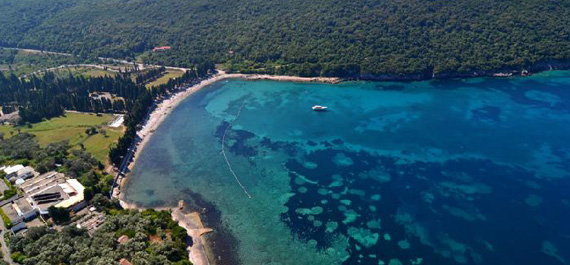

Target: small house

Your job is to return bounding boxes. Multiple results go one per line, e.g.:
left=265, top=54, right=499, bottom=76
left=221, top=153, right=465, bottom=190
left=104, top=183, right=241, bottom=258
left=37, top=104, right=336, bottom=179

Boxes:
left=117, top=235, right=130, bottom=244
left=5, top=165, right=36, bottom=182
left=3, top=165, right=24, bottom=179
left=152, top=46, right=171, bottom=52
left=119, top=258, right=133, bottom=265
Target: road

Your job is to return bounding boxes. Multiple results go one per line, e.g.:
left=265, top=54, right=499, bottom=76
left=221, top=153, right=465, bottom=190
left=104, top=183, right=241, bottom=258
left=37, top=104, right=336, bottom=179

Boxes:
left=19, top=63, right=123, bottom=78
left=0, top=218, right=15, bottom=265
left=98, top=56, right=191, bottom=72
left=0, top=46, right=192, bottom=78
left=0, top=47, right=72, bottom=57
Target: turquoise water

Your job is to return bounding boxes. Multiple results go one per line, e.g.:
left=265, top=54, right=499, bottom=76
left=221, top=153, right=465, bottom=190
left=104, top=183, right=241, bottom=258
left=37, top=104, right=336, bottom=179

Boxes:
left=124, top=71, right=570, bottom=265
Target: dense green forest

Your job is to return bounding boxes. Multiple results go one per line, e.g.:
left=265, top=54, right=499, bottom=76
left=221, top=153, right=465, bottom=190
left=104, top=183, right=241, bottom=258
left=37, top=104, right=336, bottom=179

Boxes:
left=0, top=0, right=568, bottom=78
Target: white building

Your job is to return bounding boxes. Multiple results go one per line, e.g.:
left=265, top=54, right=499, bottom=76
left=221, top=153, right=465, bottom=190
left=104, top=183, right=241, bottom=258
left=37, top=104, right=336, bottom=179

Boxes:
left=3, top=164, right=24, bottom=178
left=3, top=165, right=36, bottom=182
left=19, top=171, right=87, bottom=215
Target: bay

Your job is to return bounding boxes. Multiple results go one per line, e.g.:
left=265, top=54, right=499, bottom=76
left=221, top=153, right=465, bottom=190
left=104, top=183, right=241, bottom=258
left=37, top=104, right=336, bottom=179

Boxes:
left=124, top=71, right=570, bottom=265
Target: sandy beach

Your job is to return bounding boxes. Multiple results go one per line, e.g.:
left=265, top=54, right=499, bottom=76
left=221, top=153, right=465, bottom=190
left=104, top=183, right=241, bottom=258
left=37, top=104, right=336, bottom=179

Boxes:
left=116, top=72, right=340, bottom=198
left=131, top=72, right=339, bottom=167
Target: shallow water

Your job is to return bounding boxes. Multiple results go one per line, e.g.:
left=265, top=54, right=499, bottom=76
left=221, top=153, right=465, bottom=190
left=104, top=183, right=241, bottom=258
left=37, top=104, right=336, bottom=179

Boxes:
left=124, top=71, right=570, bottom=265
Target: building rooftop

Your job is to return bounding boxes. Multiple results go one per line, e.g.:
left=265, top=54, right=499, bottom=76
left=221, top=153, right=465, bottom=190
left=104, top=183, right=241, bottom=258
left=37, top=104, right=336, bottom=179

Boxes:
left=119, top=258, right=133, bottom=265
left=117, top=235, right=130, bottom=244
left=1, top=197, right=37, bottom=224
left=55, top=179, right=85, bottom=209
left=0, top=179, right=9, bottom=193
left=3, top=165, right=24, bottom=175
left=1, top=203, right=20, bottom=223
left=20, top=172, right=69, bottom=214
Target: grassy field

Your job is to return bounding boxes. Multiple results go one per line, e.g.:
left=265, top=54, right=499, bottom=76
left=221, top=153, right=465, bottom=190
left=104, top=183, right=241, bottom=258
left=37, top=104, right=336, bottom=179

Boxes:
left=146, top=69, right=185, bottom=88
left=0, top=112, right=123, bottom=162
left=51, top=67, right=117, bottom=78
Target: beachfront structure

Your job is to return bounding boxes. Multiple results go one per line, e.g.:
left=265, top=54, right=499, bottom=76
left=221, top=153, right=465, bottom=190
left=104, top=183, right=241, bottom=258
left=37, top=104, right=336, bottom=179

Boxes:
left=18, top=171, right=87, bottom=215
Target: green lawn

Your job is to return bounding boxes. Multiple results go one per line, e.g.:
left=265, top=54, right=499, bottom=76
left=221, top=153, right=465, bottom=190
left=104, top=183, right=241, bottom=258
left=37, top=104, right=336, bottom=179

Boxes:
left=0, top=112, right=123, bottom=162
left=51, top=67, right=117, bottom=79
left=146, top=69, right=185, bottom=89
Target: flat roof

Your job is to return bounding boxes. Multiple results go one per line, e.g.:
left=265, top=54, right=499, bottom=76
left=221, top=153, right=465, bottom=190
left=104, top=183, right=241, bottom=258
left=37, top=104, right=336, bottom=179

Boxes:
left=14, top=197, right=33, bottom=214
left=55, top=179, right=85, bottom=209
left=3, top=165, right=24, bottom=175
left=20, top=172, right=66, bottom=195
left=20, top=172, right=68, bottom=213
left=19, top=171, right=85, bottom=212
left=1, top=204, right=19, bottom=222
left=0, top=180, right=9, bottom=193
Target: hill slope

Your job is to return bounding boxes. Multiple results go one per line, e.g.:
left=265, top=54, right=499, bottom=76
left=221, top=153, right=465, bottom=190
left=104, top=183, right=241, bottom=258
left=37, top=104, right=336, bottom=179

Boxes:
left=0, top=0, right=569, bottom=78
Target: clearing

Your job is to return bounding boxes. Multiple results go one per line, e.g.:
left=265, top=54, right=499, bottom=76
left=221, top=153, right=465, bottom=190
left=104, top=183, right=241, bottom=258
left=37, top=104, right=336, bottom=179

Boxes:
left=146, top=69, right=185, bottom=88
left=0, top=112, right=123, bottom=162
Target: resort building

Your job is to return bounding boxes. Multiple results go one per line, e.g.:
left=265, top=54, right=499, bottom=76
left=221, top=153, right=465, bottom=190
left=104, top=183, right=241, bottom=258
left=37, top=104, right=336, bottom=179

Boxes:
left=18, top=171, right=87, bottom=215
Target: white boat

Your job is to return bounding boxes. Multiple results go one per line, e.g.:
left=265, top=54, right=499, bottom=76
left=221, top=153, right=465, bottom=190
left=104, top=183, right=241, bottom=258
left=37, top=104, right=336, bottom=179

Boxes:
left=312, top=105, right=328, bottom=111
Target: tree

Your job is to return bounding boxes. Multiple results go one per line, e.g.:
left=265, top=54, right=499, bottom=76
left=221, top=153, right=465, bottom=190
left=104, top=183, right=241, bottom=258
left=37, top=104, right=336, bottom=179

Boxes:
left=48, top=206, right=70, bottom=224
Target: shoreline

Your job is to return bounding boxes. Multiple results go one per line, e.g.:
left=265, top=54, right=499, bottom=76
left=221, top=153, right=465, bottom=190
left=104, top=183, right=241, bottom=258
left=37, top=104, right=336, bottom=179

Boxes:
left=114, top=68, right=567, bottom=265
left=114, top=65, right=568, bottom=198
left=114, top=71, right=342, bottom=264
left=116, top=72, right=340, bottom=197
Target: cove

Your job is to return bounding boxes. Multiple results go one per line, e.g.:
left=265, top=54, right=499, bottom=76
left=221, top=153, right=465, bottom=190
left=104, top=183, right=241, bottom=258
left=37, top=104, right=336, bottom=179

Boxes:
left=123, top=71, right=570, bottom=265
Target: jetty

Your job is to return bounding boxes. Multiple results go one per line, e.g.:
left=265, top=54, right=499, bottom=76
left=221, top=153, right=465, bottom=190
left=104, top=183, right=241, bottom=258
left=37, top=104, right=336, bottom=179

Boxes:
left=171, top=201, right=214, bottom=265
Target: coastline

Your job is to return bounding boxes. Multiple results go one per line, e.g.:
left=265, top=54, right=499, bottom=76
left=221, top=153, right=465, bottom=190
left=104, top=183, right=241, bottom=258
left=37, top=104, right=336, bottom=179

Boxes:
left=111, top=69, right=570, bottom=265
left=116, top=71, right=340, bottom=200
left=114, top=71, right=340, bottom=265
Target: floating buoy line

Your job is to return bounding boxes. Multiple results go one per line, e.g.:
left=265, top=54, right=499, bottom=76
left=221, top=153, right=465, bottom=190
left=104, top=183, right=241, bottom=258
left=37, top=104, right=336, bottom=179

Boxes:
left=221, top=99, right=252, bottom=199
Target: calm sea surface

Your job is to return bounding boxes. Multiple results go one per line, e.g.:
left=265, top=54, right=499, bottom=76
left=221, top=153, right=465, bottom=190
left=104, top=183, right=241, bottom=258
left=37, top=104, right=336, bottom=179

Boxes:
left=124, top=71, right=570, bottom=265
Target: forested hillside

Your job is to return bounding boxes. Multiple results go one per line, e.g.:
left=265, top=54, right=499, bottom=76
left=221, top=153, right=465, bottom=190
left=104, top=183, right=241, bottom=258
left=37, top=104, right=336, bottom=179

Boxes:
left=0, top=0, right=569, bottom=78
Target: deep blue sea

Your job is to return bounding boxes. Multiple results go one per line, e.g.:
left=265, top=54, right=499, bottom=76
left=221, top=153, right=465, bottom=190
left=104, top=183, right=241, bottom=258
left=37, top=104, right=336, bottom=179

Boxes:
left=124, top=71, right=570, bottom=265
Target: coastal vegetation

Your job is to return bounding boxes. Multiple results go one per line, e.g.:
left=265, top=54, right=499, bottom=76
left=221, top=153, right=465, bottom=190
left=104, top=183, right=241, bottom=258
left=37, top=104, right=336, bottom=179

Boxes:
left=0, top=133, right=112, bottom=198
left=0, top=0, right=568, bottom=78
left=9, top=209, right=191, bottom=265
left=108, top=62, right=214, bottom=165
